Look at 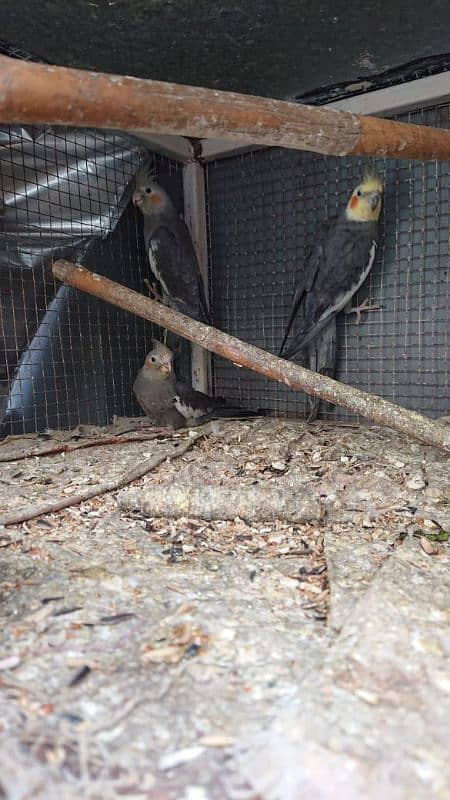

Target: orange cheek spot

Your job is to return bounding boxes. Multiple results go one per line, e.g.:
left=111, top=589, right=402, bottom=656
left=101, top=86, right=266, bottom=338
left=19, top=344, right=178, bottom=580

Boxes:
left=150, top=194, right=162, bottom=205
left=350, top=196, right=359, bottom=209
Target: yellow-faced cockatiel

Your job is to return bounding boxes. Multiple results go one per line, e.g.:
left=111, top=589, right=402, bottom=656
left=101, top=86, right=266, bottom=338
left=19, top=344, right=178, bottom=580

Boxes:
left=279, top=166, right=383, bottom=419
left=132, top=161, right=210, bottom=324
left=133, top=342, right=262, bottom=428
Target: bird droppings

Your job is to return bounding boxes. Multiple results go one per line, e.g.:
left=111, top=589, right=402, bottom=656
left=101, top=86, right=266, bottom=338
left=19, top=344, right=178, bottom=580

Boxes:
left=406, top=473, right=427, bottom=490
left=0, top=416, right=448, bottom=799
left=158, top=746, right=205, bottom=772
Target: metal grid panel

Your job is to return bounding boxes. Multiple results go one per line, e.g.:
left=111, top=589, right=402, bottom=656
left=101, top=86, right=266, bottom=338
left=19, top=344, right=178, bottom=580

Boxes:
left=0, top=131, right=182, bottom=434
left=207, top=103, right=450, bottom=419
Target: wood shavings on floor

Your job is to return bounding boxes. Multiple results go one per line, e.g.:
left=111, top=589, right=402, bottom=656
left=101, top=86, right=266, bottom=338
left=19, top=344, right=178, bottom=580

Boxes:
left=0, top=417, right=448, bottom=799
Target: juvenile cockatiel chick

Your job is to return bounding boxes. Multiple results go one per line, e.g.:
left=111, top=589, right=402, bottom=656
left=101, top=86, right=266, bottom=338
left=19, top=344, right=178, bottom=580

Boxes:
left=134, top=341, right=260, bottom=427
left=279, top=166, right=383, bottom=366
left=133, top=341, right=186, bottom=429
left=132, top=162, right=210, bottom=324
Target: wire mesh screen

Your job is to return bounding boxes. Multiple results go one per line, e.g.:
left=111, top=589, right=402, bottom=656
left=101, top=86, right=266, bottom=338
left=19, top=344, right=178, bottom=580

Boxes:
left=0, top=127, right=182, bottom=434
left=207, top=103, right=450, bottom=420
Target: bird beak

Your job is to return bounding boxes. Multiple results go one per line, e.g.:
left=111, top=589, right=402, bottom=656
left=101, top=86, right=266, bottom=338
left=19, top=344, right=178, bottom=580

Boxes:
left=369, top=192, right=380, bottom=210
left=160, top=359, right=172, bottom=375
left=132, top=190, right=141, bottom=208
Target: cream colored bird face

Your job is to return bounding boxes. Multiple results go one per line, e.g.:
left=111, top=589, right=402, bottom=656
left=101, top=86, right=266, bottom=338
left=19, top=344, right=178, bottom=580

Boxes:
left=132, top=175, right=171, bottom=216
left=143, top=341, right=174, bottom=377
left=345, top=169, right=383, bottom=223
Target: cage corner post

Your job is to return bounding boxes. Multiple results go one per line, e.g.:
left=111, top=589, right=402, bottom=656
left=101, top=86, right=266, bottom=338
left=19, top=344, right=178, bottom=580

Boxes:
left=182, top=159, right=211, bottom=393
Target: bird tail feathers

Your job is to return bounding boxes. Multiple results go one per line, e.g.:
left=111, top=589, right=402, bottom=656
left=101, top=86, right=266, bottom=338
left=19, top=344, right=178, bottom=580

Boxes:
left=281, top=309, right=335, bottom=359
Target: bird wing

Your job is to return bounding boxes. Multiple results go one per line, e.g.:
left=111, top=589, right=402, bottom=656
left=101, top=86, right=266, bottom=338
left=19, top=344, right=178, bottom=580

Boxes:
left=173, top=378, right=269, bottom=422
left=173, top=378, right=215, bottom=420
left=282, top=221, right=377, bottom=358
left=146, top=220, right=211, bottom=324
left=279, top=220, right=334, bottom=357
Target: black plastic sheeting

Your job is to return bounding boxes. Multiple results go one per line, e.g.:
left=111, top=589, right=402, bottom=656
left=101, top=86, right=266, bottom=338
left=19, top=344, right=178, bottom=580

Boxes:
left=2, top=204, right=149, bottom=434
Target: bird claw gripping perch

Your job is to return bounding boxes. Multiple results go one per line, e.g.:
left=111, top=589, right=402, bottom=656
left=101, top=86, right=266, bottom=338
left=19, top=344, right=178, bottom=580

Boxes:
left=143, top=278, right=163, bottom=303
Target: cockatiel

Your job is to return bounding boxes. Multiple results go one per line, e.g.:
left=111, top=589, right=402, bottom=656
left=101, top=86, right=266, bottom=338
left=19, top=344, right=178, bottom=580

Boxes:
left=279, top=166, right=383, bottom=360
left=278, top=166, right=383, bottom=419
left=133, top=341, right=260, bottom=428
left=133, top=341, right=186, bottom=429
left=132, top=161, right=210, bottom=324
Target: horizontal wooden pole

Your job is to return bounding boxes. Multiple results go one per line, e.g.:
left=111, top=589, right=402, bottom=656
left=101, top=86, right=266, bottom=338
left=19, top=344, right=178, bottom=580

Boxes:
left=52, top=259, right=450, bottom=453
left=1, top=56, right=450, bottom=161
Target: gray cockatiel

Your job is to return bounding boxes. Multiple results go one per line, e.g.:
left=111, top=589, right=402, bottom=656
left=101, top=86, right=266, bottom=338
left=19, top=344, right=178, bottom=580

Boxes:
left=279, top=166, right=383, bottom=419
left=132, top=162, right=210, bottom=324
left=133, top=341, right=186, bottom=429
left=133, top=342, right=260, bottom=428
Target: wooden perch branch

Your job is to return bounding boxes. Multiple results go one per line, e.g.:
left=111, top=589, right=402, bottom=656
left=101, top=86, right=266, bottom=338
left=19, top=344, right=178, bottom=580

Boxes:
left=1, top=55, right=450, bottom=161
left=52, top=260, right=450, bottom=453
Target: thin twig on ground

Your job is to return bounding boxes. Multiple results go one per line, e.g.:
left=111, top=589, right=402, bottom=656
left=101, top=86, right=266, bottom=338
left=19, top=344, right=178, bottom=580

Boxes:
left=0, top=431, right=171, bottom=463
left=0, top=433, right=202, bottom=527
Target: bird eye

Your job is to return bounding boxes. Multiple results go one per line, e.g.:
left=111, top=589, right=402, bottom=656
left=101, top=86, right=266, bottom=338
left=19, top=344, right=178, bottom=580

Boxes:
left=356, top=189, right=362, bottom=197
left=145, top=187, right=152, bottom=195
left=150, top=356, right=156, bottom=362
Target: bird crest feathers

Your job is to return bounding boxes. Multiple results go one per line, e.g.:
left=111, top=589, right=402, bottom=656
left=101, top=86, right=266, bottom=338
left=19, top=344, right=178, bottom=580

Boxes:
left=360, top=163, right=383, bottom=194
left=152, top=340, right=173, bottom=359
left=143, top=340, right=174, bottom=374
left=134, top=158, right=157, bottom=188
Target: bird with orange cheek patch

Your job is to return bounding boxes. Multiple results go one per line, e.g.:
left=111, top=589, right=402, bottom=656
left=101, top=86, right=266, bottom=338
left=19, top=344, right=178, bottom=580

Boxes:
left=279, top=165, right=383, bottom=420
left=132, top=161, right=210, bottom=324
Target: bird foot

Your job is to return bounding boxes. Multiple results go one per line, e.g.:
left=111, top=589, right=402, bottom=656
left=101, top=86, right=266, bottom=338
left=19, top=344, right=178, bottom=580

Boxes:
left=345, top=297, right=381, bottom=325
left=306, top=401, right=319, bottom=422
left=162, top=329, right=168, bottom=345
left=143, top=278, right=163, bottom=303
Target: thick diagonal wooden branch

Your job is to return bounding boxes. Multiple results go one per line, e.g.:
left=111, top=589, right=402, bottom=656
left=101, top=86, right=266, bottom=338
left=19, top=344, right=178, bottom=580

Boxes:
left=1, top=56, right=450, bottom=161
left=52, top=260, right=450, bottom=453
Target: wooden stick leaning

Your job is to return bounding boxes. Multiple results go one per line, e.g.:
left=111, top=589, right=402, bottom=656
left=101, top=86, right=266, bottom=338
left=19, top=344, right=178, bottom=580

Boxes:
left=1, top=55, right=450, bottom=161
left=52, top=260, right=450, bottom=453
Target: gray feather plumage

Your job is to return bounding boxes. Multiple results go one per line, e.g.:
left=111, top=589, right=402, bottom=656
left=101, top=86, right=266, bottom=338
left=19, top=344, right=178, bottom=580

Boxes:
left=132, top=367, right=185, bottom=428
left=134, top=165, right=210, bottom=323
left=304, top=316, right=337, bottom=421
left=279, top=216, right=379, bottom=360
left=133, top=345, right=260, bottom=428
left=143, top=212, right=210, bottom=322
